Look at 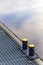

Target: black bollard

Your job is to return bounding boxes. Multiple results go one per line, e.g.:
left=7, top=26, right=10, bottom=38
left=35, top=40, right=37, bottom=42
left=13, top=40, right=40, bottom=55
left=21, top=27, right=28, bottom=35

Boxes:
left=22, top=38, right=28, bottom=50
left=28, top=44, right=35, bottom=56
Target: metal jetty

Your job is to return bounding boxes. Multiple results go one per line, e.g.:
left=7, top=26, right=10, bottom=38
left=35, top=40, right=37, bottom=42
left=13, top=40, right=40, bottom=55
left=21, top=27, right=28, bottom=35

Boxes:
left=0, top=21, right=43, bottom=65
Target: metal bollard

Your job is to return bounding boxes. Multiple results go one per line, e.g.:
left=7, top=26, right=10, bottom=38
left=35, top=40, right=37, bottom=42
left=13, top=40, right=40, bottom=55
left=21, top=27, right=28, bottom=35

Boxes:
left=28, top=44, right=35, bottom=56
left=22, top=38, right=28, bottom=50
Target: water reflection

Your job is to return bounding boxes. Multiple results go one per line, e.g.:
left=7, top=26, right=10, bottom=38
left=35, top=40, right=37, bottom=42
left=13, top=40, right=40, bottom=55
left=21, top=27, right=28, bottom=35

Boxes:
left=0, top=11, right=43, bottom=60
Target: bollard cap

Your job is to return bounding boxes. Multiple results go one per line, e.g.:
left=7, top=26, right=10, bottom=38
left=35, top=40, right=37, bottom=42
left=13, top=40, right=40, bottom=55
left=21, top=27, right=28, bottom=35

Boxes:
left=28, top=44, right=34, bottom=48
left=22, top=38, right=28, bottom=42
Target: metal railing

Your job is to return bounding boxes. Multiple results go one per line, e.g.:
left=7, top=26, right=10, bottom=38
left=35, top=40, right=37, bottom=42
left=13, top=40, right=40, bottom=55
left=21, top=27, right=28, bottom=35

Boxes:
left=0, top=21, right=22, bottom=42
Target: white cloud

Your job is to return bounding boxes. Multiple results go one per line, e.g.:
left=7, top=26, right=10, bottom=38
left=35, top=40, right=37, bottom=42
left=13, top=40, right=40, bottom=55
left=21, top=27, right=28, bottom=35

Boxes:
left=0, top=0, right=43, bottom=14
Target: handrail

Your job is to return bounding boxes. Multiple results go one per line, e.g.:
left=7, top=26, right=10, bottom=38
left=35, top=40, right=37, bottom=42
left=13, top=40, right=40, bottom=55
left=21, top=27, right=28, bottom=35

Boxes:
left=0, top=21, right=22, bottom=42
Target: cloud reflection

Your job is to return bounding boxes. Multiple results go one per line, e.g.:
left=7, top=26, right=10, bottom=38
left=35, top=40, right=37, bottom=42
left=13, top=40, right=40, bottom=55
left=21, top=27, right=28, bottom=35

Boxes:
left=0, top=0, right=43, bottom=60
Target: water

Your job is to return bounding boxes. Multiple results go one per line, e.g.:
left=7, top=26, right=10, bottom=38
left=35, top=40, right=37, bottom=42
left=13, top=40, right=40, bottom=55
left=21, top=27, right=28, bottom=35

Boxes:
left=0, top=11, right=43, bottom=60
left=0, top=0, right=43, bottom=60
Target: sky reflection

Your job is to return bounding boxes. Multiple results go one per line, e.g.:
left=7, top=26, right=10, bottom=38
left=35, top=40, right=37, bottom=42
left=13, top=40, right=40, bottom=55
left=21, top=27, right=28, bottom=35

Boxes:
left=0, top=0, right=43, bottom=60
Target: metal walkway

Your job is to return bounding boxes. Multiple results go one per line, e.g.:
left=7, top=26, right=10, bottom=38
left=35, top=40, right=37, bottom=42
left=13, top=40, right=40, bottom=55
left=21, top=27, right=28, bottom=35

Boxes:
left=0, top=28, right=37, bottom=65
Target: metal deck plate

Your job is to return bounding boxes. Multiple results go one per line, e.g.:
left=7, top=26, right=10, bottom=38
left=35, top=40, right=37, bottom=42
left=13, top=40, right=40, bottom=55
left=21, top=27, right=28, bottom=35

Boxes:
left=0, top=28, right=37, bottom=65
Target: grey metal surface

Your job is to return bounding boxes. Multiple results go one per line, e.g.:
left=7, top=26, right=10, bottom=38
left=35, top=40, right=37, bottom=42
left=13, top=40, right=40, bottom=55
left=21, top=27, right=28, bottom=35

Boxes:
left=0, top=28, right=37, bottom=65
